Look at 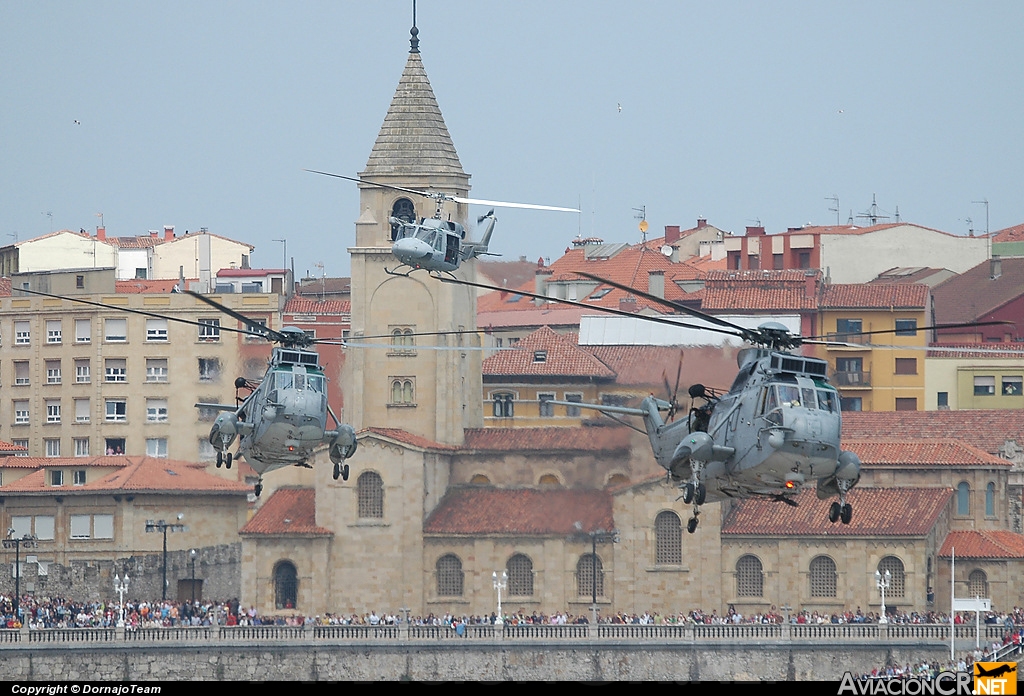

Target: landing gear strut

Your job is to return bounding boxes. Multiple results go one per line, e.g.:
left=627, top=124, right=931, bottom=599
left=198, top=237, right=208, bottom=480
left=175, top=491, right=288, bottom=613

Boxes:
left=828, top=483, right=853, bottom=525
left=215, top=450, right=233, bottom=469
left=333, top=462, right=350, bottom=481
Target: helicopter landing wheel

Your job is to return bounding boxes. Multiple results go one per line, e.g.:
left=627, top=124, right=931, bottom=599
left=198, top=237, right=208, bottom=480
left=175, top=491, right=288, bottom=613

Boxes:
left=333, top=462, right=341, bottom=481
left=840, top=503, right=853, bottom=525
left=828, top=501, right=841, bottom=523
left=254, top=482, right=263, bottom=497
left=695, top=483, right=707, bottom=506
left=216, top=451, right=223, bottom=468
left=687, top=517, right=699, bottom=534
left=682, top=483, right=694, bottom=504
left=341, top=464, right=350, bottom=482
left=225, top=452, right=233, bottom=469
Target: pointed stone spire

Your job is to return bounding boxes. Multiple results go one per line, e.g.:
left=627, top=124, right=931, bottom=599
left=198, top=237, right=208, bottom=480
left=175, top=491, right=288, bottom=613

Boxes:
left=362, top=33, right=465, bottom=178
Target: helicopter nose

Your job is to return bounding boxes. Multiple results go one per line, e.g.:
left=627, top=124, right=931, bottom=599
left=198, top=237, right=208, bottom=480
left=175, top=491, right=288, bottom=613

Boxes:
left=392, top=238, right=432, bottom=264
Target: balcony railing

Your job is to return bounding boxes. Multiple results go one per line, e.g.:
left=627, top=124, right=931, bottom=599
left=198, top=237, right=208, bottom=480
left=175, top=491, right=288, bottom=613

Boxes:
left=832, top=371, right=871, bottom=387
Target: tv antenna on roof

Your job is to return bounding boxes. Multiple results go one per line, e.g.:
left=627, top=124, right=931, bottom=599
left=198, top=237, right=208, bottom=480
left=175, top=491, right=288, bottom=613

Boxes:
left=633, top=206, right=647, bottom=242
left=825, top=195, right=840, bottom=226
left=856, top=194, right=890, bottom=226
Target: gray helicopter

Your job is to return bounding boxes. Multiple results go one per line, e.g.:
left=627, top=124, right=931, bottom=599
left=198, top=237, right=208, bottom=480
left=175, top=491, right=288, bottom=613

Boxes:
left=440, top=272, right=1009, bottom=533
left=305, top=169, right=578, bottom=276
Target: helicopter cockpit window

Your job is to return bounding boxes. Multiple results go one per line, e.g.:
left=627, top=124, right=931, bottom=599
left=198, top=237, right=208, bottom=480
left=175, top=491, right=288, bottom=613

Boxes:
left=776, top=384, right=802, bottom=408
left=274, top=372, right=294, bottom=391
left=817, top=389, right=838, bottom=413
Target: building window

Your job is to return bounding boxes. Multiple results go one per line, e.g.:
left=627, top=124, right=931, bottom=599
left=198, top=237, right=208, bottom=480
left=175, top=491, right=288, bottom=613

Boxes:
left=34, top=516, right=55, bottom=540
left=45, top=440, right=61, bottom=458
left=105, top=399, right=127, bottom=423
left=198, top=319, right=220, bottom=342
left=46, top=320, right=62, bottom=344
left=73, top=469, right=86, bottom=485
left=389, top=327, right=415, bottom=354
left=436, top=554, right=464, bottom=597
left=797, top=251, right=811, bottom=269
left=894, top=358, right=917, bottom=375
left=895, top=319, right=918, bottom=336
left=957, top=482, right=970, bottom=515
left=533, top=350, right=547, bottom=363
left=492, top=392, right=515, bottom=418
left=274, top=561, right=298, bottom=610
left=50, top=469, right=63, bottom=486
left=968, top=569, right=988, bottom=598
left=146, top=318, right=168, bottom=341
left=146, top=438, right=168, bottom=458
left=105, top=358, right=127, bottom=382
left=104, top=318, right=127, bottom=342
left=564, top=393, right=583, bottom=417
left=538, top=393, right=554, bottom=418
left=15, top=321, right=30, bottom=345
left=12, top=440, right=28, bottom=455
left=840, top=397, right=862, bottom=412
left=736, top=555, right=764, bottom=597
left=146, top=359, right=168, bottom=383
left=75, top=399, right=90, bottom=423
left=809, top=555, right=837, bottom=598
left=75, top=359, right=91, bottom=383
left=105, top=438, right=125, bottom=455
left=75, top=319, right=91, bottom=343
left=937, top=392, right=949, bottom=408
left=1002, top=376, right=1022, bottom=396
left=357, top=471, right=384, bottom=518
left=655, top=511, right=682, bottom=565
left=74, top=438, right=90, bottom=457
left=46, top=400, right=61, bottom=424
left=835, top=318, right=863, bottom=341
left=507, top=554, right=534, bottom=596
left=14, top=361, right=29, bottom=385
left=389, top=378, right=414, bottom=405
left=986, top=482, right=996, bottom=517
left=198, top=358, right=221, bottom=383
left=146, top=399, right=168, bottom=423
left=45, top=360, right=61, bottom=384
left=974, top=376, right=995, bottom=396
left=772, top=253, right=784, bottom=270
left=14, top=401, right=29, bottom=425
left=895, top=397, right=917, bottom=411
left=878, top=556, right=905, bottom=598
left=70, top=514, right=90, bottom=539
left=576, top=554, right=603, bottom=598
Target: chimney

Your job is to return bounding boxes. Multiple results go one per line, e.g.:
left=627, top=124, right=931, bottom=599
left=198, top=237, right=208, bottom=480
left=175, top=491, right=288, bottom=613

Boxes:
left=746, top=226, right=765, bottom=236
left=534, top=268, right=552, bottom=306
left=164, top=225, right=174, bottom=241
left=96, top=226, right=106, bottom=241
left=664, top=225, right=681, bottom=245
left=149, top=230, right=158, bottom=238
left=804, top=271, right=817, bottom=298
left=648, top=270, right=665, bottom=299
left=991, top=255, right=1002, bottom=279
left=696, top=218, right=707, bottom=229
left=619, top=296, right=638, bottom=313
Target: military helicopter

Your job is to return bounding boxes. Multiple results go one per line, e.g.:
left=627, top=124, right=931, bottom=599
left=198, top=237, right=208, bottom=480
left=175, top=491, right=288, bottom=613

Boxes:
left=305, top=169, right=578, bottom=276
left=440, top=271, right=1011, bottom=533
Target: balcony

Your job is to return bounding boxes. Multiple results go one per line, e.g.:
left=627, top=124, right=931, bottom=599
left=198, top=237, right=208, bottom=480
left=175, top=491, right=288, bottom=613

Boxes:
left=826, top=333, right=870, bottom=348
left=832, top=371, right=871, bottom=388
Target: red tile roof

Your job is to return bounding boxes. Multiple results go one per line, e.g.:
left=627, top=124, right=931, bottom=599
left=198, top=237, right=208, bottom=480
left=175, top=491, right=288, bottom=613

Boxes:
left=115, top=279, right=183, bottom=294
left=587, top=345, right=690, bottom=388
left=0, top=456, right=250, bottom=494
left=360, top=428, right=458, bottom=452
left=424, top=487, right=614, bottom=535
left=107, top=236, right=161, bottom=249
left=721, top=488, right=952, bottom=536
left=939, top=530, right=1024, bottom=559
left=0, top=440, right=27, bottom=454
left=0, top=278, right=10, bottom=297
left=841, top=411, right=1024, bottom=458
left=927, top=343, right=1024, bottom=358
left=283, top=297, right=351, bottom=315
left=478, top=306, right=588, bottom=329
left=463, top=427, right=631, bottom=453
left=992, top=223, right=1024, bottom=243
left=931, top=257, right=1024, bottom=324
left=843, top=439, right=1010, bottom=468
left=701, top=270, right=820, bottom=312
left=820, top=283, right=929, bottom=309
left=482, top=326, right=615, bottom=378
left=239, top=487, right=332, bottom=536
left=0, top=455, right=132, bottom=469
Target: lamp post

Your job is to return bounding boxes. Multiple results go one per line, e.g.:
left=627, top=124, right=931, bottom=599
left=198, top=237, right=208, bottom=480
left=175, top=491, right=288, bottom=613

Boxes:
left=492, top=570, right=507, bottom=624
left=571, top=522, right=620, bottom=625
left=875, top=569, right=892, bottom=623
left=144, top=515, right=186, bottom=601
left=189, top=549, right=198, bottom=604
left=113, top=573, right=130, bottom=627
left=3, top=530, right=38, bottom=622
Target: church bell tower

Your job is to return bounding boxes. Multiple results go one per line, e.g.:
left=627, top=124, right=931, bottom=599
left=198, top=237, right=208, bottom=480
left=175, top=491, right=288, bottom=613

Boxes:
left=344, top=22, right=483, bottom=445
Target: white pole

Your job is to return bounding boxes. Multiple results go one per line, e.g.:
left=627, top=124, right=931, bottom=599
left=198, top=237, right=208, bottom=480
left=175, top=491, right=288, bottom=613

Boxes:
left=950, top=547, right=955, bottom=661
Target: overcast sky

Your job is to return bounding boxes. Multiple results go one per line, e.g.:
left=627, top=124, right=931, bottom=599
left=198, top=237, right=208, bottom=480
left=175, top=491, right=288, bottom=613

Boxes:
left=3, top=1, right=1022, bottom=278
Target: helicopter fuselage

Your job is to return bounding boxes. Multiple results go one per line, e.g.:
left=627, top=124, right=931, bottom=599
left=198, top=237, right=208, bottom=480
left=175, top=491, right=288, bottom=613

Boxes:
left=391, top=218, right=464, bottom=272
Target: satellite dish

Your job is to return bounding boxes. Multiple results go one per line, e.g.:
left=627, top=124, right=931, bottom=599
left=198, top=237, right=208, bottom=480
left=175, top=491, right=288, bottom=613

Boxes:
left=639, top=220, right=649, bottom=234
left=661, top=245, right=673, bottom=257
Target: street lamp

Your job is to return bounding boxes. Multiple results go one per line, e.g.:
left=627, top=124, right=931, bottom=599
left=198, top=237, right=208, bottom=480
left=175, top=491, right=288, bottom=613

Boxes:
left=113, top=573, right=130, bottom=627
left=492, top=570, right=507, bottom=624
left=875, top=569, right=892, bottom=623
left=3, top=529, right=38, bottom=622
left=144, top=515, right=187, bottom=601
left=189, top=549, right=198, bottom=604
left=570, top=522, right=620, bottom=625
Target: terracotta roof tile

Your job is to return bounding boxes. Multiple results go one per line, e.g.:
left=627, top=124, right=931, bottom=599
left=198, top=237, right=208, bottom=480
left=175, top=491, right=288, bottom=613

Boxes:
left=0, top=456, right=133, bottom=469
left=482, top=326, right=615, bottom=378
left=844, top=439, right=1010, bottom=468
left=239, top=487, right=331, bottom=536
left=0, top=456, right=249, bottom=494
left=939, top=530, right=1024, bottom=559
left=0, top=278, right=10, bottom=297
left=462, top=427, right=631, bottom=452
left=721, top=488, right=952, bottom=536
left=820, top=283, right=929, bottom=309
left=841, top=411, right=1024, bottom=458
left=992, top=223, right=1024, bottom=243
left=360, top=428, right=458, bottom=452
left=424, top=487, right=613, bottom=535
left=927, top=343, right=1024, bottom=358
left=107, top=236, right=161, bottom=249
left=115, top=279, right=183, bottom=294
left=0, top=440, right=28, bottom=454
left=931, top=257, right=1024, bottom=324
left=283, top=297, right=351, bottom=315
left=701, top=270, right=819, bottom=312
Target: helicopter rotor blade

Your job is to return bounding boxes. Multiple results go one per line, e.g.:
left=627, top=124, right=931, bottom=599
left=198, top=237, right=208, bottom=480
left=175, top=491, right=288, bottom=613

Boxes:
left=185, top=291, right=285, bottom=342
left=304, top=170, right=435, bottom=200
left=449, top=195, right=579, bottom=213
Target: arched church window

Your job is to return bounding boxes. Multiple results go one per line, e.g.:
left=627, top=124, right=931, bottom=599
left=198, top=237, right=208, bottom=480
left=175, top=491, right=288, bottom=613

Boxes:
left=492, top=392, right=514, bottom=418
left=506, top=553, right=534, bottom=596
left=357, top=471, right=384, bottom=518
left=968, top=569, right=988, bottom=598
left=878, top=556, right=905, bottom=598
left=736, top=555, right=763, bottom=597
left=576, top=554, right=603, bottom=598
left=654, top=511, right=682, bottom=565
left=390, top=378, right=414, bottom=404
left=957, top=482, right=971, bottom=516
left=986, top=482, right=996, bottom=517
left=809, top=555, right=837, bottom=598
left=274, top=561, right=298, bottom=610
left=436, top=554, right=464, bottom=596
left=390, top=198, right=416, bottom=241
